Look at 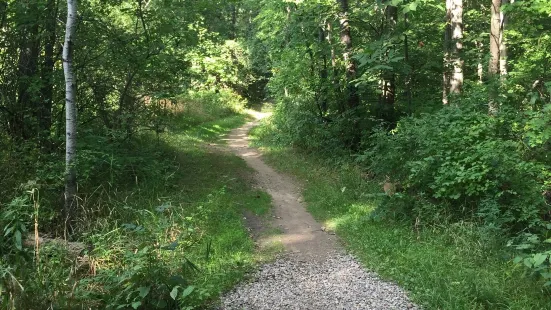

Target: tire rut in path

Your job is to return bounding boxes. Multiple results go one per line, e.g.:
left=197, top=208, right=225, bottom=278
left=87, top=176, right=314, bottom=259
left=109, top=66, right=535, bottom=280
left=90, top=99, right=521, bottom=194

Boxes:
left=218, top=114, right=418, bottom=310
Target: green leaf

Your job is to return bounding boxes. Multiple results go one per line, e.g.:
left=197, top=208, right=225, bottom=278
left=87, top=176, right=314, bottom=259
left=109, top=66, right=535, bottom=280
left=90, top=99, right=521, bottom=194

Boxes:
left=181, top=285, right=195, bottom=298
left=533, top=253, right=548, bottom=267
left=138, top=286, right=150, bottom=298
left=170, top=286, right=179, bottom=300
left=131, top=301, right=142, bottom=309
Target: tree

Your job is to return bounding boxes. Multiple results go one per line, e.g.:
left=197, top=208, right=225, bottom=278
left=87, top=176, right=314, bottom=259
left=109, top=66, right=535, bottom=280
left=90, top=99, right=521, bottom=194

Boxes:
left=63, top=0, right=77, bottom=232
left=450, top=0, right=463, bottom=95
left=489, top=0, right=501, bottom=113
left=499, top=0, right=510, bottom=76
left=336, top=0, right=358, bottom=110
left=380, top=1, right=398, bottom=108
left=443, top=0, right=463, bottom=105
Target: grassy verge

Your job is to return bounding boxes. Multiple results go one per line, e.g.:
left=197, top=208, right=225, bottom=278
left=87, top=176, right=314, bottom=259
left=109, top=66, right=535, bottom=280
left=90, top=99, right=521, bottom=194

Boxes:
left=81, top=114, right=273, bottom=309
left=1, top=111, right=273, bottom=309
left=249, top=122, right=551, bottom=310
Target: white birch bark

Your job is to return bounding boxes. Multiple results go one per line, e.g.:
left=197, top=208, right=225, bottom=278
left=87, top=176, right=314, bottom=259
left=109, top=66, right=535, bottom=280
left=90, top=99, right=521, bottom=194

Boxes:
left=443, top=0, right=452, bottom=105
left=63, top=0, right=77, bottom=231
left=489, top=0, right=501, bottom=114
left=450, top=0, right=463, bottom=95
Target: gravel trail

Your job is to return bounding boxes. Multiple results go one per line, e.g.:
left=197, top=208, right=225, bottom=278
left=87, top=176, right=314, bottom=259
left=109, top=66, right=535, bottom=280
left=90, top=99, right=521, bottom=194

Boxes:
left=218, top=112, right=418, bottom=310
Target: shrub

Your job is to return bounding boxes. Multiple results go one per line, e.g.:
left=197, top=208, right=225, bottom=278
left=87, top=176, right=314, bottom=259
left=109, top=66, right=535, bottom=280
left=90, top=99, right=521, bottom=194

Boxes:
left=360, top=105, right=547, bottom=230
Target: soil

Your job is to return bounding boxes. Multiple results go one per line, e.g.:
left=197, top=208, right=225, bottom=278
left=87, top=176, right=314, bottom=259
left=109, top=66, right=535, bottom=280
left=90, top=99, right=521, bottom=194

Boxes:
left=223, top=112, right=339, bottom=261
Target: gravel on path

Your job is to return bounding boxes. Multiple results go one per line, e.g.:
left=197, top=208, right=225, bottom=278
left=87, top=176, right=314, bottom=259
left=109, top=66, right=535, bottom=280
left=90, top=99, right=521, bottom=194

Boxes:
left=220, top=254, right=418, bottom=310
left=219, top=114, right=418, bottom=310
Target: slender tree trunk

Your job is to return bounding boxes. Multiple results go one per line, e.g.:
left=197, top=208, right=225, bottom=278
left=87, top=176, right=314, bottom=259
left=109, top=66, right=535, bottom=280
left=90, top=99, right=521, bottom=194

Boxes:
left=337, top=0, right=359, bottom=109
left=39, top=0, right=58, bottom=141
left=380, top=2, right=397, bottom=109
left=0, top=1, right=7, bottom=30
left=404, top=12, right=413, bottom=112
left=499, top=0, right=510, bottom=77
left=16, top=3, right=41, bottom=139
left=476, top=40, right=484, bottom=83
left=443, top=0, right=452, bottom=105
left=319, top=26, right=328, bottom=115
left=63, top=0, right=78, bottom=233
left=450, top=0, right=463, bottom=95
left=327, top=21, right=337, bottom=69
left=489, top=0, right=501, bottom=114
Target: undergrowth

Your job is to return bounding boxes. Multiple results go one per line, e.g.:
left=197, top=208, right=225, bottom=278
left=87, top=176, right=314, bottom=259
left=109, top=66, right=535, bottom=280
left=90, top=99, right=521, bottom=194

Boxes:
left=1, top=93, right=272, bottom=309
left=250, top=119, right=551, bottom=310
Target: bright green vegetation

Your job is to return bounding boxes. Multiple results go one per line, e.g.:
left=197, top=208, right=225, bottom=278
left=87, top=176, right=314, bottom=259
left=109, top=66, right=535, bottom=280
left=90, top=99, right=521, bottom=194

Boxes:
left=1, top=101, right=273, bottom=309
left=242, top=0, right=551, bottom=302
left=3, top=0, right=551, bottom=308
left=251, top=124, right=551, bottom=309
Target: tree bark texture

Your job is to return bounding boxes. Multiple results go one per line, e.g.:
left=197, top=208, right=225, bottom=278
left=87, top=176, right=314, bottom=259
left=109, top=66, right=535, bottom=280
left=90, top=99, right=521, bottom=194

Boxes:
left=499, top=0, right=510, bottom=76
left=489, top=0, right=501, bottom=113
left=63, top=0, right=78, bottom=232
left=15, top=1, right=40, bottom=139
left=337, top=0, right=359, bottom=109
left=380, top=2, right=397, bottom=108
left=443, top=0, right=452, bottom=105
left=39, top=0, right=58, bottom=139
left=450, top=0, right=463, bottom=95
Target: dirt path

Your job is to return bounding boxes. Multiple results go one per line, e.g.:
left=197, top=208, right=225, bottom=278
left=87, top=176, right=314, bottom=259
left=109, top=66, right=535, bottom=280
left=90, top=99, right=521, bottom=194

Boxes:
left=218, top=112, right=417, bottom=309
left=223, top=113, right=338, bottom=261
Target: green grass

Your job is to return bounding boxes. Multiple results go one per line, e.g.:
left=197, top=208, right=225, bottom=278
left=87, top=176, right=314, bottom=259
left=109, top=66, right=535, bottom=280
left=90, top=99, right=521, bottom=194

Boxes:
left=249, top=123, right=551, bottom=310
left=81, top=113, right=270, bottom=309
left=1, top=111, right=271, bottom=309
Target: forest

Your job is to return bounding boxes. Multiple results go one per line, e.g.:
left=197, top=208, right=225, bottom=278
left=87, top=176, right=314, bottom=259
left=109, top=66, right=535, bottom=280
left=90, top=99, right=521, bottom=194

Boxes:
left=1, top=0, right=551, bottom=309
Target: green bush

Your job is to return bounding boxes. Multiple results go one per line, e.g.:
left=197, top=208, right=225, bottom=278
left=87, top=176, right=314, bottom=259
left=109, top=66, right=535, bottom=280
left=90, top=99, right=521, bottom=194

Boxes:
left=174, top=89, right=247, bottom=127
left=360, top=105, right=547, bottom=230
left=263, top=96, right=368, bottom=155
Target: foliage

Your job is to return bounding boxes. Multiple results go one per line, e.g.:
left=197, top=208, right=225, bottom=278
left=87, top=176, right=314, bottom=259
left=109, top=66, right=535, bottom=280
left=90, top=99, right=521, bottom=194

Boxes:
left=1, top=109, right=271, bottom=309
left=511, top=228, right=551, bottom=288
left=360, top=105, right=546, bottom=229
left=250, top=126, right=551, bottom=308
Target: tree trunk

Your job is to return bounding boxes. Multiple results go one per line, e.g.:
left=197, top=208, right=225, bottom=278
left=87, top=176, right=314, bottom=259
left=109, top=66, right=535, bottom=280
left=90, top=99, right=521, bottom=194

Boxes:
left=404, top=12, right=412, bottom=112
left=450, top=0, right=463, bottom=95
left=443, top=0, right=452, bottom=105
left=489, top=0, right=501, bottom=114
left=63, top=0, right=78, bottom=234
left=15, top=2, right=41, bottom=139
left=319, top=26, right=328, bottom=115
left=337, top=0, right=359, bottom=110
left=380, top=2, right=397, bottom=109
left=499, top=0, right=510, bottom=77
left=39, top=0, right=58, bottom=141
left=476, top=40, right=484, bottom=83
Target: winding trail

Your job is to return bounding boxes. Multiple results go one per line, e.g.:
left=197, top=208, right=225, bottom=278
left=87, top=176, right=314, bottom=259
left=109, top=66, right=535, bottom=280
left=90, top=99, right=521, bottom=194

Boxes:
left=218, top=112, right=418, bottom=310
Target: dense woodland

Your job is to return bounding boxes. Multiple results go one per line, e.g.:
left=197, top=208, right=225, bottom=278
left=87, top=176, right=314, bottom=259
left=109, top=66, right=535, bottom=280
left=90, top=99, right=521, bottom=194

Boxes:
left=1, top=0, right=551, bottom=308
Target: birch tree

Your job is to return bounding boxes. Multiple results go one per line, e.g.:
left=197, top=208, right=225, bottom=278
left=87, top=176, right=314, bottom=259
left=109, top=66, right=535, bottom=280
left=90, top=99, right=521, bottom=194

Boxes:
left=443, top=0, right=452, bottom=105
left=450, top=0, right=463, bottom=95
left=63, top=0, right=77, bottom=231
left=489, top=0, right=501, bottom=113
left=443, top=0, right=463, bottom=104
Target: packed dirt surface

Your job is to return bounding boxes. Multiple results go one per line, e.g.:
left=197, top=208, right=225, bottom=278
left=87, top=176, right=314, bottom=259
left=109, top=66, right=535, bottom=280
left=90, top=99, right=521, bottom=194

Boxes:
left=218, top=112, right=417, bottom=309
left=223, top=112, right=338, bottom=261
